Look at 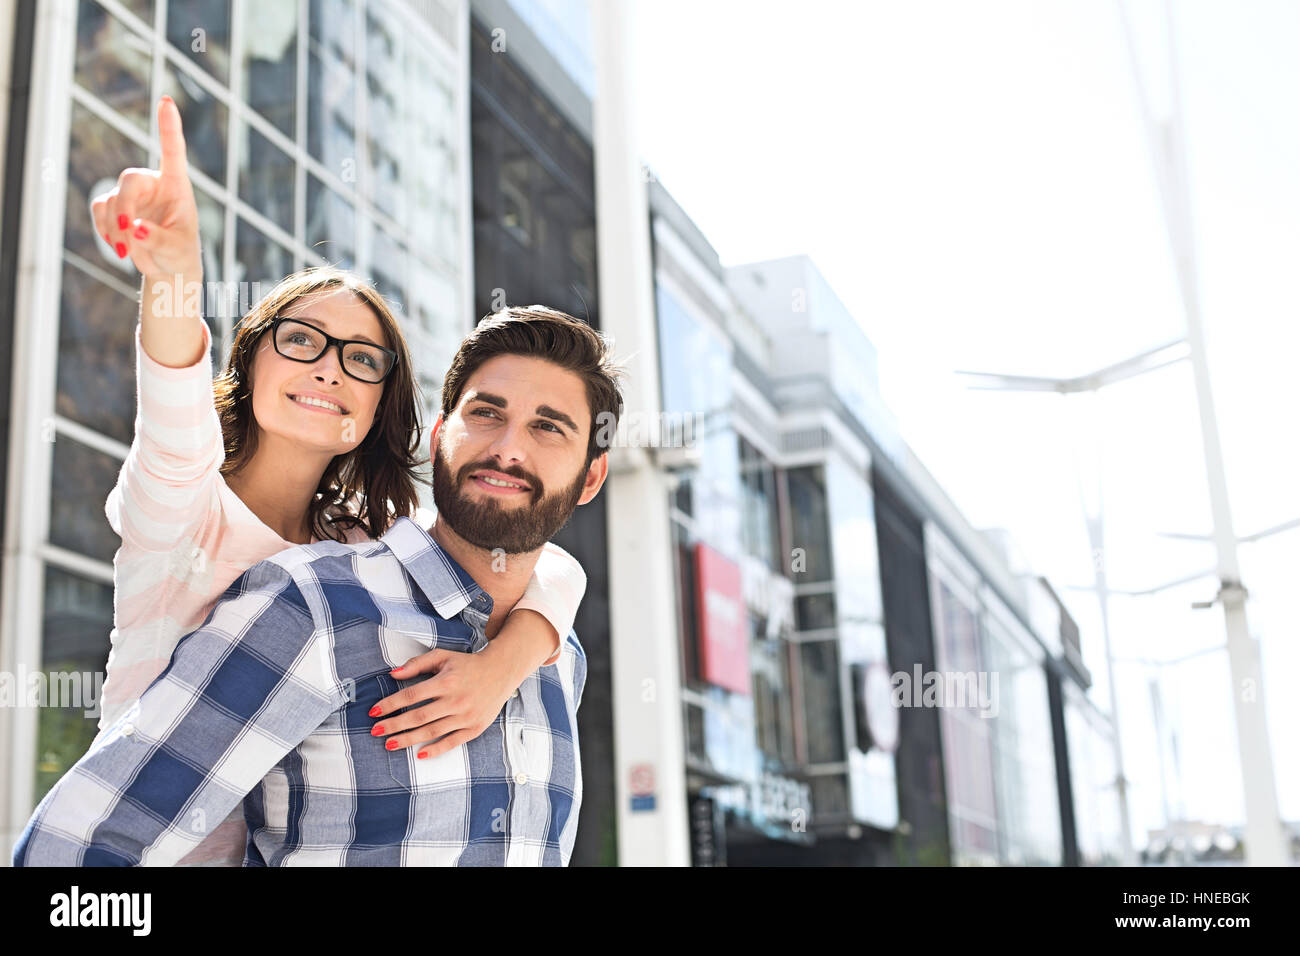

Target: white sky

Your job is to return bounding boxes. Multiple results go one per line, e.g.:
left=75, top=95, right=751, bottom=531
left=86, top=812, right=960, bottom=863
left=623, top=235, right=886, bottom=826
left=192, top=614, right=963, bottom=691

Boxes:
left=631, top=0, right=1300, bottom=848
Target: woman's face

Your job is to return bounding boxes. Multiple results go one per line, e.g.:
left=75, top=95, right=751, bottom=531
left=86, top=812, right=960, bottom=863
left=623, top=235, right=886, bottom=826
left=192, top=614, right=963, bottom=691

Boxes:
left=245, top=288, right=390, bottom=458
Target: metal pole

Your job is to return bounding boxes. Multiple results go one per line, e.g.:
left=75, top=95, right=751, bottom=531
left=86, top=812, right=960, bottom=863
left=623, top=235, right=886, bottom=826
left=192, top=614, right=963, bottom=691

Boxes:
left=1116, top=0, right=1288, bottom=865
left=1067, top=394, right=1137, bottom=864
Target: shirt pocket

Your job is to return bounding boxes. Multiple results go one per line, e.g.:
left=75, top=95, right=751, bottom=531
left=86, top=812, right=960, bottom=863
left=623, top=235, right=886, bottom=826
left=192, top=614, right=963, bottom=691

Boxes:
left=340, top=671, right=414, bottom=788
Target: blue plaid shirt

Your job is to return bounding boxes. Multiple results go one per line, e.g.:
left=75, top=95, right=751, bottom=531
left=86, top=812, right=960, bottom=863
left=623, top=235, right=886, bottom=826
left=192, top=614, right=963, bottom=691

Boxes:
left=13, top=517, right=586, bottom=866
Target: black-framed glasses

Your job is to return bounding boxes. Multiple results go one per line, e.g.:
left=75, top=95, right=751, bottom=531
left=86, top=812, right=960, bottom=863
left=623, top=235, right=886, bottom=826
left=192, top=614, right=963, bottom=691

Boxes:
left=270, top=316, right=398, bottom=384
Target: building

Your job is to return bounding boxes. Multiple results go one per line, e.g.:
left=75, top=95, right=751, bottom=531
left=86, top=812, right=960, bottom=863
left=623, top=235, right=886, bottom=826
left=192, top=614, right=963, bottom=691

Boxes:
left=649, top=177, right=1126, bottom=865
left=0, top=0, right=1125, bottom=866
left=0, top=0, right=475, bottom=847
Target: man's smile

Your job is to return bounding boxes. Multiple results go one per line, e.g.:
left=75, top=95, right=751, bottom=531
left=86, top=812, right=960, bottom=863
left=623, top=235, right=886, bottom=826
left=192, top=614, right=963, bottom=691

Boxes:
left=466, top=468, right=532, bottom=495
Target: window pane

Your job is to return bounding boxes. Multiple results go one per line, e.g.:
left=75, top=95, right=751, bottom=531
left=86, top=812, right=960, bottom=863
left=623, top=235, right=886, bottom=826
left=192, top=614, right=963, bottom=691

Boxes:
left=75, top=0, right=152, bottom=131
left=306, top=174, right=355, bottom=267
left=161, top=58, right=228, bottom=184
left=238, top=1, right=298, bottom=137
left=363, top=219, right=406, bottom=309
left=120, top=0, right=154, bottom=22
left=399, top=41, right=456, bottom=261
left=167, top=0, right=232, bottom=85
left=365, top=0, right=400, bottom=219
left=36, top=567, right=114, bottom=802
left=50, top=436, right=122, bottom=565
left=800, top=640, right=844, bottom=763
left=795, top=591, right=836, bottom=631
left=237, top=121, right=295, bottom=234
left=65, top=101, right=148, bottom=268
left=235, top=218, right=293, bottom=290
left=307, top=0, right=357, bottom=174
left=56, top=263, right=137, bottom=444
left=786, top=466, right=834, bottom=582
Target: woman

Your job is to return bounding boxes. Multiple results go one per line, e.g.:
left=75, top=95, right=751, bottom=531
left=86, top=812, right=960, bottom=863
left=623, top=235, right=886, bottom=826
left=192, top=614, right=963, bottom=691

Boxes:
left=89, top=96, right=586, bottom=865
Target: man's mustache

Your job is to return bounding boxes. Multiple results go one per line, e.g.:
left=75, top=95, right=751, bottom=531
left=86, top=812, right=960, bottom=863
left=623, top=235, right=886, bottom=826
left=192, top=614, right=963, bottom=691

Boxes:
left=456, top=460, right=545, bottom=500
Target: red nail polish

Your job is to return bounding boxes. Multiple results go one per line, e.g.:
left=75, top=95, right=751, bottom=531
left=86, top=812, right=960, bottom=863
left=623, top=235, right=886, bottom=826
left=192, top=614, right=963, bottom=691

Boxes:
left=115, top=242, right=127, bottom=258
left=133, top=224, right=148, bottom=240
left=117, top=214, right=129, bottom=230
left=368, top=706, right=382, bottom=718
left=386, top=739, right=400, bottom=750
left=417, top=751, right=428, bottom=759
left=371, top=725, right=384, bottom=735
left=103, top=233, right=111, bottom=245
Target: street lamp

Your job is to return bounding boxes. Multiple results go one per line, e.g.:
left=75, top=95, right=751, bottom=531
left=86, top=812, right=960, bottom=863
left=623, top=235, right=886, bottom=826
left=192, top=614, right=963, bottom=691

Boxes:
left=950, top=0, right=1289, bottom=867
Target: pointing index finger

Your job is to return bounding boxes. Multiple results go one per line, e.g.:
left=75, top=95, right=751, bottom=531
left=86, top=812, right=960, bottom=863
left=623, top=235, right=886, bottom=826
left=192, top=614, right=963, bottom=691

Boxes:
left=157, top=95, right=189, bottom=179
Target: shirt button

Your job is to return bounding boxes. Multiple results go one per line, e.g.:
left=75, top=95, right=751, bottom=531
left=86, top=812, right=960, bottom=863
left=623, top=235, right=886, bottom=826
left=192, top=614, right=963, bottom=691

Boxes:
left=121, top=723, right=135, bottom=736
left=510, top=688, right=519, bottom=698
left=514, top=772, right=528, bottom=786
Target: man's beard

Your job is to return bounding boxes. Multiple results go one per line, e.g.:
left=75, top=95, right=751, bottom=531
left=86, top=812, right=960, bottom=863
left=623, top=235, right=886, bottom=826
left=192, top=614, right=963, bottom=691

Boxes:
left=431, top=440, right=588, bottom=555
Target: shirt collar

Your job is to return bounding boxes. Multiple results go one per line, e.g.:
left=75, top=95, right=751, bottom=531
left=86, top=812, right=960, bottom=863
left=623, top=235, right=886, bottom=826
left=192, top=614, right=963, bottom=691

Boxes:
left=379, top=517, right=493, bottom=620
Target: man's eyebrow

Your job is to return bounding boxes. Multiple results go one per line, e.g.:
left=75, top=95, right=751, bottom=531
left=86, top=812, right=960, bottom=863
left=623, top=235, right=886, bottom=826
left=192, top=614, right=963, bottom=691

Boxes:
left=464, top=390, right=508, bottom=409
left=536, top=404, right=579, bottom=434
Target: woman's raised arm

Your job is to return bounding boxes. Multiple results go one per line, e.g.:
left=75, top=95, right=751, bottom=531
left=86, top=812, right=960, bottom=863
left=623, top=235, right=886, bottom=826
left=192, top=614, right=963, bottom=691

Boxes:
left=90, top=95, right=205, bottom=369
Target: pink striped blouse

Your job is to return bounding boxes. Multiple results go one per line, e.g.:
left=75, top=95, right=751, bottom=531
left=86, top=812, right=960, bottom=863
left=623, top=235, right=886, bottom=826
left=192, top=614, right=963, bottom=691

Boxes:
left=98, top=321, right=587, bottom=866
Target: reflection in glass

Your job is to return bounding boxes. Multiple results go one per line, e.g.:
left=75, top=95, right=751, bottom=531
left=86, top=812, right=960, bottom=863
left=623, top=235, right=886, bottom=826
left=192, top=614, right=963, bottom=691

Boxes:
left=238, top=1, right=297, bottom=136
left=161, top=60, right=228, bottom=184
left=235, top=218, right=293, bottom=291
left=57, top=263, right=137, bottom=444
left=49, top=436, right=122, bottom=566
left=307, top=0, right=357, bottom=176
left=36, top=566, right=114, bottom=802
left=65, top=103, right=148, bottom=268
left=238, top=122, right=295, bottom=234
left=167, top=0, right=232, bottom=85
left=75, top=0, right=152, bottom=130
left=306, top=174, right=355, bottom=268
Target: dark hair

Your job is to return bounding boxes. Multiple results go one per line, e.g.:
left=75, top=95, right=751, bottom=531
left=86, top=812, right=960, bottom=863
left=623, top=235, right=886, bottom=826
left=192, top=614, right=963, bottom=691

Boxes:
left=212, top=266, right=423, bottom=542
left=441, top=306, right=624, bottom=466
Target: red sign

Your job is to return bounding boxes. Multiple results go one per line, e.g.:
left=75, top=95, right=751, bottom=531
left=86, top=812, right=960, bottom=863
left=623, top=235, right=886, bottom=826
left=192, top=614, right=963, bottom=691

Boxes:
left=694, top=543, right=750, bottom=695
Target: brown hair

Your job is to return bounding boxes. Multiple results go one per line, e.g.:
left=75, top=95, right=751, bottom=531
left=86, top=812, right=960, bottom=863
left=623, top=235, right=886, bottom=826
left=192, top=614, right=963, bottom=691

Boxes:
left=441, top=306, right=625, bottom=467
left=212, top=267, right=423, bottom=542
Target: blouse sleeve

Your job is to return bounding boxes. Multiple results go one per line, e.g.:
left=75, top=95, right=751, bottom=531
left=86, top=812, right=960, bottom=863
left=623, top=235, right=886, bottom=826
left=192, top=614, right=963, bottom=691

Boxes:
left=513, top=541, right=588, bottom=667
left=104, top=321, right=224, bottom=552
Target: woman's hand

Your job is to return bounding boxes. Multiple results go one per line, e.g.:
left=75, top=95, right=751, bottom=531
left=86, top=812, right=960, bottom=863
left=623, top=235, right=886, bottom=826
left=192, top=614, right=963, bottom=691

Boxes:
left=370, top=646, right=524, bottom=759
left=91, top=95, right=202, bottom=280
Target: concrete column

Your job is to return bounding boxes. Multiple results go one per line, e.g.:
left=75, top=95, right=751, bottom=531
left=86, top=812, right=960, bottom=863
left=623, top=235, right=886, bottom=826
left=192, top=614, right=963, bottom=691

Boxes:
left=589, top=0, right=690, bottom=866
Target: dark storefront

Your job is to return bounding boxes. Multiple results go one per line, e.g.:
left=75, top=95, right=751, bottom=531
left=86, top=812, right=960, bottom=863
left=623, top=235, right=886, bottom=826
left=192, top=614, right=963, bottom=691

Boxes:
left=468, top=17, right=615, bottom=866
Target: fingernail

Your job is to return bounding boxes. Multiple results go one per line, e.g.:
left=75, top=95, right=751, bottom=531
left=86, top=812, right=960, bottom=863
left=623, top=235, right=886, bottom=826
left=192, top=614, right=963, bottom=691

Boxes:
left=103, top=233, right=112, bottom=245
left=368, top=706, right=382, bottom=718
left=133, top=224, right=148, bottom=240
left=417, top=751, right=428, bottom=759
left=371, top=725, right=384, bottom=735
left=117, top=214, right=129, bottom=230
left=390, top=667, right=404, bottom=675
left=115, top=242, right=127, bottom=258
left=385, top=739, right=400, bottom=750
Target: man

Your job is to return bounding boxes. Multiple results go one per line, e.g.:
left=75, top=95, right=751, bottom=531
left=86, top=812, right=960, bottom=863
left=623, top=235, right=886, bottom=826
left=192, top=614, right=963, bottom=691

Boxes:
left=13, top=305, right=622, bottom=866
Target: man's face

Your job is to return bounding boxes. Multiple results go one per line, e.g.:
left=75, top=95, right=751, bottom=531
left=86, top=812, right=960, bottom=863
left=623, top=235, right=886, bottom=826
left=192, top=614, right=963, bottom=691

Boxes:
left=431, top=353, right=608, bottom=555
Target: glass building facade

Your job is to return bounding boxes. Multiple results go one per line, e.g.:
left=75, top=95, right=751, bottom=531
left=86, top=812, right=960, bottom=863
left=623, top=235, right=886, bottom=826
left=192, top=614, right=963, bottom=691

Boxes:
left=1, top=0, right=472, bottom=827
